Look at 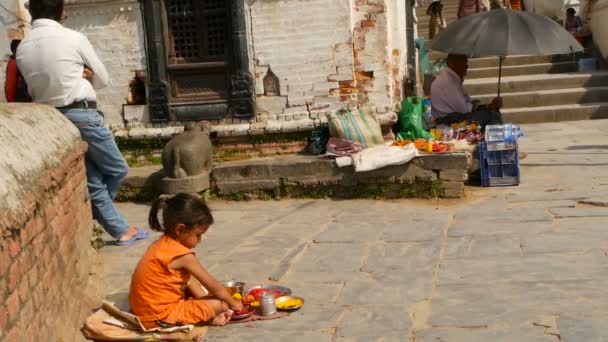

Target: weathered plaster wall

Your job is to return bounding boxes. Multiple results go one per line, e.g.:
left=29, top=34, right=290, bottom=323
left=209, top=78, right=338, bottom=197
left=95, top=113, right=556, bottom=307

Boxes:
left=9, top=0, right=408, bottom=138
left=64, top=0, right=146, bottom=126
left=0, top=103, right=95, bottom=341
left=119, top=0, right=406, bottom=139
left=250, top=0, right=405, bottom=125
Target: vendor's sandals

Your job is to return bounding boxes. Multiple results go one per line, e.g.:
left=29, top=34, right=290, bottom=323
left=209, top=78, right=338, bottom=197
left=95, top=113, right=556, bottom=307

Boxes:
left=116, top=228, right=149, bottom=246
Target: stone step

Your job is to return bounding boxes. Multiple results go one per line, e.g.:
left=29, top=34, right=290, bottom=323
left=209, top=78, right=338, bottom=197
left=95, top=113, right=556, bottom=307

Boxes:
left=503, top=102, right=608, bottom=124
left=416, top=13, right=459, bottom=27
left=465, top=71, right=608, bottom=96
left=416, top=5, right=459, bottom=14
left=467, top=61, right=576, bottom=79
left=468, top=55, right=573, bottom=68
left=472, top=87, right=608, bottom=109
left=416, top=4, right=459, bottom=14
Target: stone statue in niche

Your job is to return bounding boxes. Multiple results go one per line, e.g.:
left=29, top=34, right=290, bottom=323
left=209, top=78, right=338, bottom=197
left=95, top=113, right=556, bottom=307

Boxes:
left=263, top=67, right=280, bottom=96
left=160, top=121, right=213, bottom=194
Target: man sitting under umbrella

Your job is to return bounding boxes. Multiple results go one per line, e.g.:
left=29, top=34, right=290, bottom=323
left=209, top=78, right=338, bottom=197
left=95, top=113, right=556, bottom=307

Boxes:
left=431, top=54, right=503, bottom=129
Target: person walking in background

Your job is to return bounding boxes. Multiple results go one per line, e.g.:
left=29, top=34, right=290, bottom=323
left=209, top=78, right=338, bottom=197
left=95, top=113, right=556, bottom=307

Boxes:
left=490, top=0, right=511, bottom=10
left=17, top=0, right=148, bottom=246
left=458, top=0, right=482, bottom=18
left=565, top=7, right=584, bottom=35
left=509, top=0, right=523, bottom=10
left=427, top=0, right=447, bottom=39
left=4, top=40, right=31, bottom=102
left=565, top=7, right=586, bottom=46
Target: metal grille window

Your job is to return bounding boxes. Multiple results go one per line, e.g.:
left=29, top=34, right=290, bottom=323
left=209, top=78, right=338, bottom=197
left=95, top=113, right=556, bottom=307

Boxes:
left=166, top=0, right=227, bottom=64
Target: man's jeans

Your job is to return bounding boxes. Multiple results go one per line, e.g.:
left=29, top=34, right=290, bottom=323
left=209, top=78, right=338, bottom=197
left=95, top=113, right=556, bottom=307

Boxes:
left=60, top=108, right=129, bottom=238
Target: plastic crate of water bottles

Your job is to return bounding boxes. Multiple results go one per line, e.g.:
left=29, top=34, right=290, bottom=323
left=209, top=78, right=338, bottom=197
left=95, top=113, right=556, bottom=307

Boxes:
left=479, top=124, right=523, bottom=187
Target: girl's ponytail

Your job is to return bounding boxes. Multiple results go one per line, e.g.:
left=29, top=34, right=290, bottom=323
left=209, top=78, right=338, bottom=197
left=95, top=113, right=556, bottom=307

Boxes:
left=148, top=197, right=167, bottom=232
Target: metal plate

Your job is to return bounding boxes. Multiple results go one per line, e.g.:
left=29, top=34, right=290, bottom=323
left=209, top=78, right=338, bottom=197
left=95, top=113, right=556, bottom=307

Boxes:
left=243, top=285, right=292, bottom=299
left=231, top=307, right=254, bottom=320
left=275, top=296, right=304, bottom=312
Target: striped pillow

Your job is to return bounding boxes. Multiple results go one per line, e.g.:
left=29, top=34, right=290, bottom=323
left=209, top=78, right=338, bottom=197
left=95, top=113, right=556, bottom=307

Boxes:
left=327, top=109, right=384, bottom=149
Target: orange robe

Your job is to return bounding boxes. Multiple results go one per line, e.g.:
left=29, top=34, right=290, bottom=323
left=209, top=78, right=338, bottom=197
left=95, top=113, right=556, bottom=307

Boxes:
left=129, top=236, right=215, bottom=328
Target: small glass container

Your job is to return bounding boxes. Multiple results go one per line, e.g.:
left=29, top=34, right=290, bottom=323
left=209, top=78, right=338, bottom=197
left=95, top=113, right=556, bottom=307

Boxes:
left=259, top=292, right=277, bottom=316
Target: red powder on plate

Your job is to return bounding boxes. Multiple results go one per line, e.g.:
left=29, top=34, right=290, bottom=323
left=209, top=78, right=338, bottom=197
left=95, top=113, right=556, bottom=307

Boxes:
left=249, top=288, right=282, bottom=300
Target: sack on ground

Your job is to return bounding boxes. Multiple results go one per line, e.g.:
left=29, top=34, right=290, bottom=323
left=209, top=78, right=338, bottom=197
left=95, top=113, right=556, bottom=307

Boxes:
left=327, top=109, right=384, bottom=148
left=351, top=144, right=418, bottom=172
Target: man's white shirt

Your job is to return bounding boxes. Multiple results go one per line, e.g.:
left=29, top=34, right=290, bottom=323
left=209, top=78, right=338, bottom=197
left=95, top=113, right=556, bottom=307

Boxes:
left=17, top=19, right=109, bottom=107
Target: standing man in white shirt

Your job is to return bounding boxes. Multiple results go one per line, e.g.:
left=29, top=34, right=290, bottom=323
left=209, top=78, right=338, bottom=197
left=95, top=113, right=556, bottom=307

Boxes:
left=17, top=0, right=149, bottom=246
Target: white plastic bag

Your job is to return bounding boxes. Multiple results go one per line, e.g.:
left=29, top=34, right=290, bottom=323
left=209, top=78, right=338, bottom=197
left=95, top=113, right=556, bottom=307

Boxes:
left=351, top=144, right=419, bottom=172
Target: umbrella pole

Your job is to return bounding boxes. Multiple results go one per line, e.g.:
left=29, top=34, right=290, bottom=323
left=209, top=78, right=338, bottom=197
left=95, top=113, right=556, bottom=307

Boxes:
left=497, top=56, right=503, bottom=97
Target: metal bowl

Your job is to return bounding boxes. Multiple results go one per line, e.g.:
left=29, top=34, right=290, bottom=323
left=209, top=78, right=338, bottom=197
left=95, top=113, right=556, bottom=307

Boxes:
left=222, top=281, right=245, bottom=296
left=275, top=295, right=304, bottom=312
left=243, top=285, right=292, bottom=299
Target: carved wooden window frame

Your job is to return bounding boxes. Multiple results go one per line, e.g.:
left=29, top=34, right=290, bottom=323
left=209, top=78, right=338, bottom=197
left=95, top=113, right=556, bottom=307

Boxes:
left=140, top=0, right=255, bottom=122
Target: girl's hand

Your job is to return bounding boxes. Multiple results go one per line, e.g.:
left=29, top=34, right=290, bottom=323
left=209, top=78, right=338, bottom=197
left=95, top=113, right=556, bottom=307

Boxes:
left=169, top=253, right=241, bottom=307
left=230, top=300, right=243, bottom=312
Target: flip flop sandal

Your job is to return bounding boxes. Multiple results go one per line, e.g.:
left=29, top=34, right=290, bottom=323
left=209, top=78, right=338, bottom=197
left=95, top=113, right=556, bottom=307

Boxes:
left=116, top=228, right=149, bottom=246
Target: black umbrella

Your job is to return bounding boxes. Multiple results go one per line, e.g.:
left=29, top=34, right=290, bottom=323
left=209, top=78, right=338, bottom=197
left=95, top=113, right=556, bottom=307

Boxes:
left=428, top=9, right=584, bottom=96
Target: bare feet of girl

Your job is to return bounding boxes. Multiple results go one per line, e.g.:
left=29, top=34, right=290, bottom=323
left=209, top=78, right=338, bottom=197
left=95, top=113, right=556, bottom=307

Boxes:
left=210, top=312, right=231, bottom=326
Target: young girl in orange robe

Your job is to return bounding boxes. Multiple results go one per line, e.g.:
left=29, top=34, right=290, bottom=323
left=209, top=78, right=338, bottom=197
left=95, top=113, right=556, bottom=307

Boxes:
left=129, top=193, right=243, bottom=328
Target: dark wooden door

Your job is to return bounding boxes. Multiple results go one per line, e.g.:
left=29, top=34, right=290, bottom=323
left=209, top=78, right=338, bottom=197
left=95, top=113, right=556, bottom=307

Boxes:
left=163, top=0, right=229, bottom=103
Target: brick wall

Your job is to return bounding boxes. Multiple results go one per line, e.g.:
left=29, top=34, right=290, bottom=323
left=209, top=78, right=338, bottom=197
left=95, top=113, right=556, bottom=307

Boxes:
left=0, top=104, right=95, bottom=341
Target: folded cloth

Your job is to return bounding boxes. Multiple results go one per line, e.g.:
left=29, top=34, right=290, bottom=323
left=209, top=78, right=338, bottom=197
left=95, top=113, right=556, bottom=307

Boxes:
left=352, top=144, right=418, bottom=172
left=82, top=301, right=207, bottom=341
left=326, top=137, right=364, bottom=157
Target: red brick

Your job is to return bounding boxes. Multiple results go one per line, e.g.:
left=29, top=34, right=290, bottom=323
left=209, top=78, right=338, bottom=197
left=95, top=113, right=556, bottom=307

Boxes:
left=0, top=248, right=9, bottom=277
left=21, top=216, right=44, bottom=247
left=0, top=304, right=7, bottom=332
left=42, top=246, right=52, bottom=266
left=7, top=239, right=20, bottom=258
left=2, top=326, right=26, bottom=342
left=30, top=285, right=42, bottom=309
left=8, top=261, right=20, bottom=293
left=5, top=290, right=19, bottom=325
left=17, top=279, right=28, bottom=304
left=0, top=279, right=6, bottom=302
left=20, top=300, right=33, bottom=326
left=47, top=196, right=62, bottom=219
left=360, top=19, right=375, bottom=28
left=9, top=250, right=33, bottom=294
left=27, top=267, right=38, bottom=289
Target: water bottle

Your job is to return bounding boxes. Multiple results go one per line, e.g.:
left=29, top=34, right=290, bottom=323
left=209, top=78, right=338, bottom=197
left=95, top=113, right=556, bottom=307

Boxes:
left=422, top=99, right=433, bottom=130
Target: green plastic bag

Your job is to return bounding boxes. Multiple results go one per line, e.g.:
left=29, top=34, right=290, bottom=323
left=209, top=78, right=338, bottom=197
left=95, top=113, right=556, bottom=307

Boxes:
left=396, top=96, right=433, bottom=141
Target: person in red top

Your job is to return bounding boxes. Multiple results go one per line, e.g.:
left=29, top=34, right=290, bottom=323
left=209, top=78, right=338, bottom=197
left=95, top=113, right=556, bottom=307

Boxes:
left=4, top=40, right=31, bottom=102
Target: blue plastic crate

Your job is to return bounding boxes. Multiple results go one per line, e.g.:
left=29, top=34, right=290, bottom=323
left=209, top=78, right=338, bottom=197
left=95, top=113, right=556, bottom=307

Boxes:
left=479, top=141, right=520, bottom=187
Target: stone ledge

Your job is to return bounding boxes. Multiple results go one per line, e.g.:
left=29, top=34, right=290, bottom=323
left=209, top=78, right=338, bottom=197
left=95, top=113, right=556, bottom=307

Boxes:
left=113, top=112, right=398, bottom=140
left=211, top=153, right=470, bottom=199
left=120, top=153, right=471, bottom=200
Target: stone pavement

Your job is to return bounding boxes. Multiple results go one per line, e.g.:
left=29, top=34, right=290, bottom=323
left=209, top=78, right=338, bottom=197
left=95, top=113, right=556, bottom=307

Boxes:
left=87, top=120, right=608, bottom=341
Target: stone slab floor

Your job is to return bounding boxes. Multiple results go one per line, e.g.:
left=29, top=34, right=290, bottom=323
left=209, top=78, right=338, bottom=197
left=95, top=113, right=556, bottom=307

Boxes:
left=86, top=119, right=608, bottom=342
